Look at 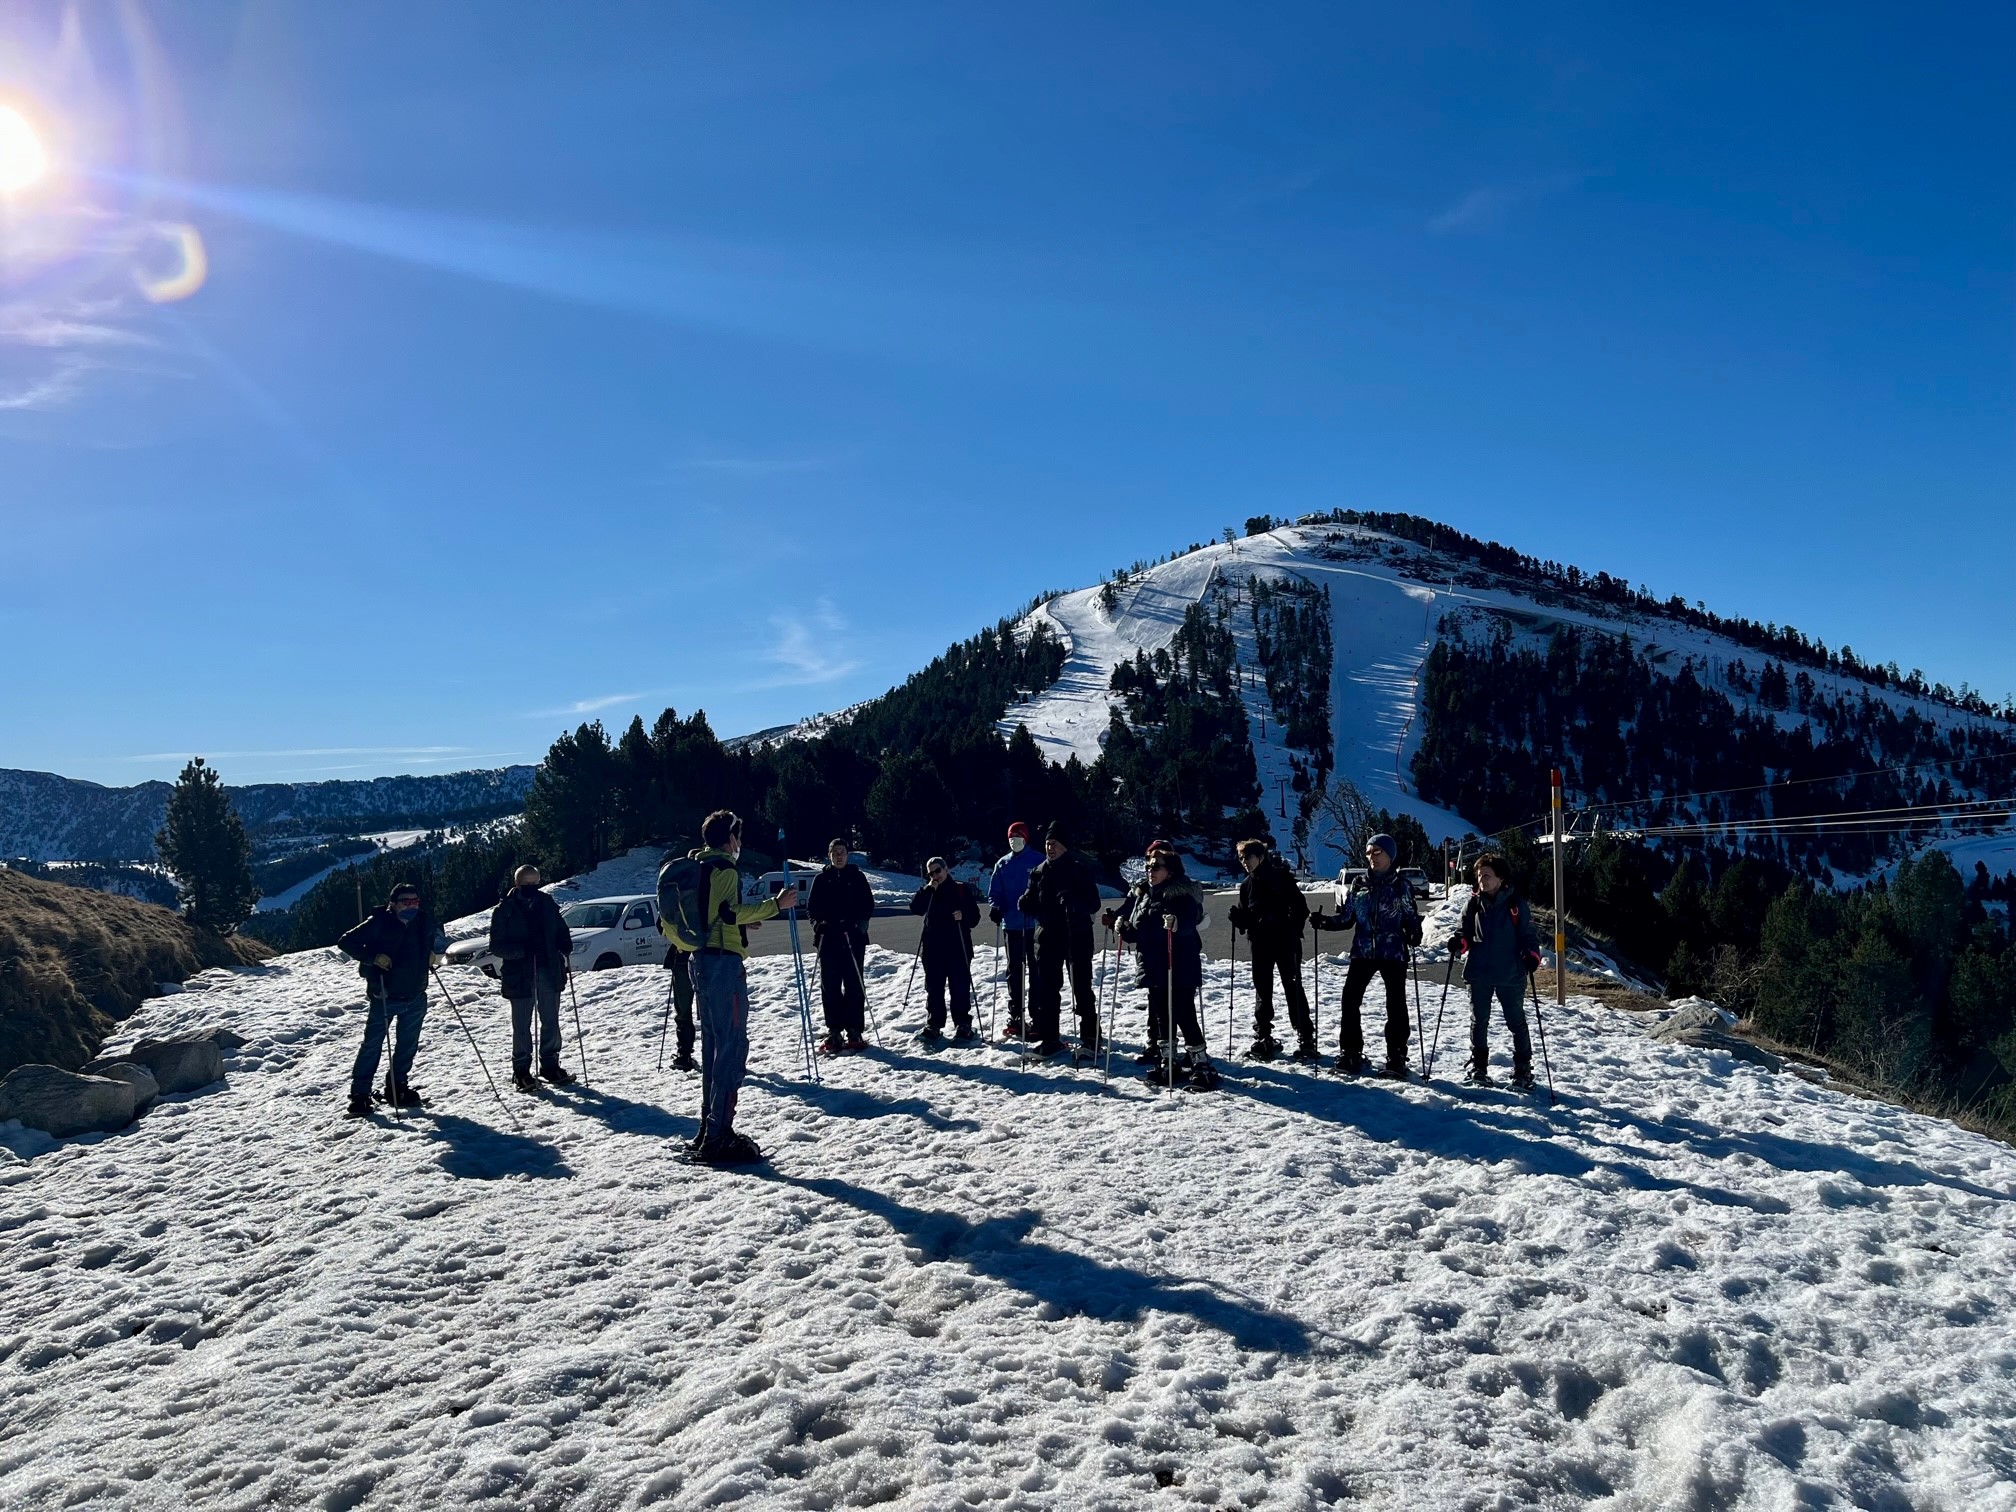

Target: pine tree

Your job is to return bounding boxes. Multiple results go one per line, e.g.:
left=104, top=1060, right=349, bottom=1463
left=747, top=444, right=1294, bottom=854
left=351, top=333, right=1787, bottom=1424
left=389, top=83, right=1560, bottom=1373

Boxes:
left=523, top=722, right=618, bottom=877
left=155, top=757, right=259, bottom=934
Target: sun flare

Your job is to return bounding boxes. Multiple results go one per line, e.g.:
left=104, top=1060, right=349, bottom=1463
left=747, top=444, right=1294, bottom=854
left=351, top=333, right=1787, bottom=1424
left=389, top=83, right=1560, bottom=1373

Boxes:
left=0, top=103, right=49, bottom=194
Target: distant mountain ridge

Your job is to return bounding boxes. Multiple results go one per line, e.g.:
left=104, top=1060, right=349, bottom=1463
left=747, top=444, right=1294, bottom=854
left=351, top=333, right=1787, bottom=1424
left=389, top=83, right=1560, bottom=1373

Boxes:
left=0, top=765, right=539, bottom=862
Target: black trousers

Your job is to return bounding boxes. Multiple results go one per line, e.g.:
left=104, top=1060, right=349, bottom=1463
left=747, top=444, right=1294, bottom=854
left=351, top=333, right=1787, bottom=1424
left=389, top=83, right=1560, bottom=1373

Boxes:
left=1031, top=929, right=1097, bottom=1045
left=1146, top=974, right=1205, bottom=1048
left=817, top=930, right=868, bottom=1037
left=1339, top=958, right=1410, bottom=1068
left=1249, top=937, right=1314, bottom=1042
left=665, top=949, right=695, bottom=1056
left=1003, top=927, right=1035, bottom=1021
left=923, top=946, right=974, bottom=1032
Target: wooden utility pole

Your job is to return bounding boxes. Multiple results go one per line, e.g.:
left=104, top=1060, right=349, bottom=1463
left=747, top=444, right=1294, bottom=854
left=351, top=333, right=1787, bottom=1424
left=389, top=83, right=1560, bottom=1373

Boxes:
left=1551, top=768, right=1567, bottom=1004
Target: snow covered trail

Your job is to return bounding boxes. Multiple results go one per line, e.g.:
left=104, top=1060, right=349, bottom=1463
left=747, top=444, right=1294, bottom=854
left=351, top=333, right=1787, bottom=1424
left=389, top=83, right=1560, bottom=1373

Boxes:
left=5, top=943, right=2016, bottom=1510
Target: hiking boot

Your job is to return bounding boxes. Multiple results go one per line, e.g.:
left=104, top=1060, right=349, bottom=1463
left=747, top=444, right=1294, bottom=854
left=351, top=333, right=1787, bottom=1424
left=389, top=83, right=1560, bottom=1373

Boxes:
left=1381, top=1059, right=1410, bottom=1081
left=540, top=1064, right=576, bottom=1087
left=949, top=1026, right=980, bottom=1048
left=345, top=1096, right=373, bottom=1118
left=388, top=1085, right=425, bottom=1109
left=845, top=1034, right=868, bottom=1052
left=1510, top=1068, right=1537, bottom=1092
left=1463, top=1063, right=1493, bottom=1088
left=1245, top=1035, right=1282, bottom=1061
left=512, top=1069, right=540, bottom=1093
left=1030, top=1039, right=1067, bottom=1059
left=1003, top=1017, right=1026, bottom=1040
left=1291, top=1038, right=1323, bottom=1065
left=1331, top=1053, right=1365, bottom=1077
left=1134, top=1042, right=1166, bottom=1067
left=817, top=1033, right=847, bottom=1057
left=1183, top=1046, right=1220, bottom=1091
left=671, top=1051, right=699, bottom=1072
left=916, top=1028, right=946, bottom=1050
left=695, top=1131, right=765, bottom=1166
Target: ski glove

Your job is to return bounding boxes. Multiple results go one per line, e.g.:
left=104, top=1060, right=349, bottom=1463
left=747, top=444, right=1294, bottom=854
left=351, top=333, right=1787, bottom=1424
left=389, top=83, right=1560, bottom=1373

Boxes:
left=1522, top=950, right=1543, bottom=974
left=1100, top=908, right=1119, bottom=930
left=429, top=953, right=445, bottom=967
left=1227, top=905, right=1253, bottom=930
left=989, top=906, right=1003, bottom=926
left=372, top=954, right=394, bottom=971
left=1452, top=936, right=1469, bottom=957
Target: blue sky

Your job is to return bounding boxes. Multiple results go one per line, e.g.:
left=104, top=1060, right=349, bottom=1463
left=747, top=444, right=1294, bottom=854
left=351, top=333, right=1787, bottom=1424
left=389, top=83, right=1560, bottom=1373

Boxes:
left=2, top=2, right=2009, bottom=788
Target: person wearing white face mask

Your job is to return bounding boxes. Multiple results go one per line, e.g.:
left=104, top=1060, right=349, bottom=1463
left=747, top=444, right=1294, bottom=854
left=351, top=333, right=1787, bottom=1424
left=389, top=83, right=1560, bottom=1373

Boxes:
left=987, top=821, right=1041, bottom=1038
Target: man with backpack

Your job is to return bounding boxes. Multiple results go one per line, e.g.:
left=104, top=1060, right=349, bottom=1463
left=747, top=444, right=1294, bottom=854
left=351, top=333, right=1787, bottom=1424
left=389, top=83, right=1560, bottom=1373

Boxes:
left=910, top=856, right=980, bottom=1047
left=1017, top=822, right=1103, bottom=1061
left=1451, top=851, right=1541, bottom=1089
left=1228, top=839, right=1318, bottom=1063
left=806, top=837, right=874, bottom=1054
left=658, top=809, right=798, bottom=1165
left=338, top=881, right=449, bottom=1117
left=488, top=863, right=576, bottom=1092
left=1312, top=833, right=1422, bottom=1077
left=986, top=821, right=1041, bottom=1038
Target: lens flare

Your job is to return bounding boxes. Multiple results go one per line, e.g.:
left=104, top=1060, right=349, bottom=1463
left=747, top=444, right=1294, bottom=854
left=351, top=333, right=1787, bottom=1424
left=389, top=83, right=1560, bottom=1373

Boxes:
left=0, top=104, right=49, bottom=194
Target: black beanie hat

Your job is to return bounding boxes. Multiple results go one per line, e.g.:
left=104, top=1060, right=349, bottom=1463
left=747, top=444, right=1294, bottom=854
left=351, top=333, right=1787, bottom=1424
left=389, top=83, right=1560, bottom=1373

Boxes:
left=1044, top=821, right=1068, bottom=847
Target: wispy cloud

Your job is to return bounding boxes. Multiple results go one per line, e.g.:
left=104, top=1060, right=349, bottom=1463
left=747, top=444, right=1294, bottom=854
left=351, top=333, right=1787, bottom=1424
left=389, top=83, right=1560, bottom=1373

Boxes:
left=1428, top=174, right=1583, bottom=235
left=761, top=599, right=862, bottom=688
left=0, top=360, right=88, bottom=411
left=524, top=692, right=645, bottom=719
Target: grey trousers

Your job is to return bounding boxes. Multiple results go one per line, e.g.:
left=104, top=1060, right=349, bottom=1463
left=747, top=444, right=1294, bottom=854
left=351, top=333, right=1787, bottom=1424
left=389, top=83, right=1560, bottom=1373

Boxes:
left=694, top=950, right=750, bottom=1143
left=508, top=973, right=564, bottom=1072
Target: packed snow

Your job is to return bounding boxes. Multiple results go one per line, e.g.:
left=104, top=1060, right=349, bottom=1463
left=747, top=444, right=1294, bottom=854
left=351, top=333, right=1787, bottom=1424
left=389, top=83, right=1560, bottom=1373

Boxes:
left=5, top=927, right=2016, bottom=1509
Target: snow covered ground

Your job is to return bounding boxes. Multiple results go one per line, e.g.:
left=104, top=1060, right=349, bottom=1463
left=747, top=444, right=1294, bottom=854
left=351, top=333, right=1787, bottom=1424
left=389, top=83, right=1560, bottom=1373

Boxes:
left=5, top=932, right=2016, bottom=1509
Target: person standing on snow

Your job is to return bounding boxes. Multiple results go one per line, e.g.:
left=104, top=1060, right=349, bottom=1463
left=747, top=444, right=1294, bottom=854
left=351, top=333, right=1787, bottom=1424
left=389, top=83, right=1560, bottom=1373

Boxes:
left=1452, top=852, right=1540, bottom=1089
left=1104, top=839, right=1176, bottom=1063
left=1228, top=839, right=1317, bottom=1063
left=338, top=881, right=449, bottom=1117
left=489, top=863, right=576, bottom=1092
left=1118, top=850, right=1214, bottom=1084
left=681, top=808, right=797, bottom=1165
left=987, top=821, right=1041, bottom=1039
left=1311, top=833, right=1422, bottom=1077
left=807, top=837, right=875, bottom=1055
left=909, top=856, right=980, bottom=1047
left=1018, top=822, right=1104, bottom=1060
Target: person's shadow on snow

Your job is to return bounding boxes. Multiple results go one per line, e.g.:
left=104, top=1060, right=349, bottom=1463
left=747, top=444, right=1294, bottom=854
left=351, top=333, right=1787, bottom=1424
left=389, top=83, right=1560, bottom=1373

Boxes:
left=421, top=1111, right=572, bottom=1181
left=748, top=1072, right=983, bottom=1133
left=548, top=1082, right=699, bottom=1144
left=762, top=1171, right=1313, bottom=1356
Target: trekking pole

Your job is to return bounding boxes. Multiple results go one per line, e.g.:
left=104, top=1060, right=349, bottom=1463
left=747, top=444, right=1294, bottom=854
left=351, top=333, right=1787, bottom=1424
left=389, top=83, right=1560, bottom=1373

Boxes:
left=656, top=972, right=675, bottom=1072
left=899, top=938, right=923, bottom=1028
left=846, top=935, right=884, bottom=1049
left=1227, top=923, right=1237, bottom=1053
left=566, top=971, right=589, bottom=1083
left=1427, top=950, right=1456, bottom=1079
left=1100, top=928, right=1117, bottom=1086
left=431, top=967, right=523, bottom=1132
left=1529, top=969, right=1557, bottom=1106
left=777, top=830, right=820, bottom=1083
left=990, top=924, right=1002, bottom=1042
left=376, top=976, right=401, bottom=1121
left=1408, top=947, right=1426, bottom=1076
left=1166, top=918, right=1178, bottom=1095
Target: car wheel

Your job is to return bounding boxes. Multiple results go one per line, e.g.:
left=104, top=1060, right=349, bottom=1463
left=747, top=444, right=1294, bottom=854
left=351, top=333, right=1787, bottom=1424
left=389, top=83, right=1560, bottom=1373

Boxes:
left=593, top=953, right=623, bottom=971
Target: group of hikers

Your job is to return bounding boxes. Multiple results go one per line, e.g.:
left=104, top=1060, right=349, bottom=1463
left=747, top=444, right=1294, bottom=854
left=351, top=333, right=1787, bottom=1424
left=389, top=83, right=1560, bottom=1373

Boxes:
left=335, top=810, right=1546, bottom=1167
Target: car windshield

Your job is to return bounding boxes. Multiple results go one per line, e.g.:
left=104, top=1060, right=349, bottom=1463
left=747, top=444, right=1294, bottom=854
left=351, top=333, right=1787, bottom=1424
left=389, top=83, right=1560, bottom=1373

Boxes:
left=561, top=902, right=624, bottom=929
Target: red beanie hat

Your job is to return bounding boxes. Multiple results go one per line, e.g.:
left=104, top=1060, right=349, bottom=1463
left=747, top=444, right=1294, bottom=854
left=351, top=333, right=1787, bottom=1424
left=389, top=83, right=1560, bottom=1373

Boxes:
left=1007, top=821, right=1030, bottom=840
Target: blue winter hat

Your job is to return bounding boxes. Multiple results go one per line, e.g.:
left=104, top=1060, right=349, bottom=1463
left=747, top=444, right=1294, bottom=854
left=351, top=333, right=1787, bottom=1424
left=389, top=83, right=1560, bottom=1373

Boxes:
left=1366, top=833, right=1397, bottom=862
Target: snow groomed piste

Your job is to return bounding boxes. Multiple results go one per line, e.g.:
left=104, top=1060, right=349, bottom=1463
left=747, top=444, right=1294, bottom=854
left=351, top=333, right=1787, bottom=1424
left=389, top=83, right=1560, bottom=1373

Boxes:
left=4, top=908, right=2015, bottom=1509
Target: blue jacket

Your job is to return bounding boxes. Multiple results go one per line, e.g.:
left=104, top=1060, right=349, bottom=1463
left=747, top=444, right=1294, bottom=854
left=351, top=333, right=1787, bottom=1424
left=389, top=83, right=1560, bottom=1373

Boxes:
left=1314, top=869, right=1421, bottom=963
left=1459, top=887, right=1540, bottom=988
left=988, top=846, right=1041, bottom=931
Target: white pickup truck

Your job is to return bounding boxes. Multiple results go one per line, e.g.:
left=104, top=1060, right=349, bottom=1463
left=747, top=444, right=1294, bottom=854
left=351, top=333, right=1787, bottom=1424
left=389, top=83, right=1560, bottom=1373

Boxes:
left=443, top=893, right=670, bottom=977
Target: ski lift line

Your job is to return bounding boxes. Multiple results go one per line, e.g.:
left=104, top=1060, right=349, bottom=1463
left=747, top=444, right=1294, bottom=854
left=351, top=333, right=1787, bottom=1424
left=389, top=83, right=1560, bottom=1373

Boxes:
left=1627, top=811, right=2013, bottom=838
left=1558, top=746, right=2016, bottom=819
left=1563, top=793, right=2011, bottom=838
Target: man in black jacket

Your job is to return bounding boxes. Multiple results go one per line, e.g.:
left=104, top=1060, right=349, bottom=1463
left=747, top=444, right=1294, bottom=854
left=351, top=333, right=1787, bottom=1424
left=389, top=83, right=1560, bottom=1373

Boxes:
left=337, top=882, right=449, bottom=1116
left=807, top=837, right=875, bottom=1053
left=1018, top=822, right=1103, bottom=1059
left=909, top=856, right=979, bottom=1047
left=1228, top=839, right=1317, bottom=1062
left=488, top=863, right=575, bottom=1091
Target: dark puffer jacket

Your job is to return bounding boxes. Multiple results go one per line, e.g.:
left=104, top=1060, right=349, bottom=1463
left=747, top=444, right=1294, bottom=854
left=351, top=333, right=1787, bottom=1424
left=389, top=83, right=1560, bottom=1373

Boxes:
left=1119, top=870, right=1206, bottom=987
left=1313, top=868, right=1421, bottom=962
left=909, top=878, right=979, bottom=963
left=1018, top=849, right=1102, bottom=948
left=488, top=885, right=573, bottom=998
left=1459, top=887, right=1540, bottom=988
left=338, top=908, right=449, bottom=1002
left=807, top=863, right=875, bottom=946
left=1234, top=854, right=1310, bottom=948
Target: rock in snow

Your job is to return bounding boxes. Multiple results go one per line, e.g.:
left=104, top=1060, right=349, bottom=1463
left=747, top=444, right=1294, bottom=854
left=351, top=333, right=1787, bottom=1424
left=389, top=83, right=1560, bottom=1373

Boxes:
left=0, top=1065, right=137, bottom=1138
left=87, top=1062, right=161, bottom=1118
left=1, top=939, right=2014, bottom=1509
left=116, top=1035, right=225, bottom=1096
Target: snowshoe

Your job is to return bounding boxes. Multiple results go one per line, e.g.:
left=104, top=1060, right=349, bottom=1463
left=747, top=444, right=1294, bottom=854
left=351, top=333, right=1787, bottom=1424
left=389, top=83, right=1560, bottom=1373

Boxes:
left=1509, top=1069, right=1537, bottom=1093
left=512, top=1069, right=540, bottom=1093
left=1134, top=1042, right=1166, bottom=1068
left=1071, top=1040, right=1104, bottom=1068
left=344, top=1096, right=374, bottom=1119
left=540, top=1064, right=576, bottom=1087
left=671, top=1051, right=699, bottom=1073
left=916, top=1028, right=947, bottom=1051
left=1030, top=1039, right=1068, bottom=1060
left=693, top=1131, right=765, bottom=1166
left=950, top=1026, right=981, bottom=1048
left=1463, top=1065, right=1493, bottom=1089
left=1290, top=1039, right=1324, bottom=1066
left=1330, top=1054, right=1366, bottom=1078
left=1245, top=1036, right=1283, bottom=1062
left=845, top=1034, right=868, bottom=1053
left=1183, top=1047, right=1220, bottom=1092
left=816, top=1033, right=848, bottom=1058
left=1380, top=1060, right=1410, bottom=1082
left=1003, top=1017, right=1026, bottom=1040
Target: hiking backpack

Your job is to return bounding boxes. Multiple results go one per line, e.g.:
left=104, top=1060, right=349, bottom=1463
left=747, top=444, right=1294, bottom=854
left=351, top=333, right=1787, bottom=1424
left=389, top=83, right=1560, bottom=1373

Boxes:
left=657, top=853, right=731, bottom=951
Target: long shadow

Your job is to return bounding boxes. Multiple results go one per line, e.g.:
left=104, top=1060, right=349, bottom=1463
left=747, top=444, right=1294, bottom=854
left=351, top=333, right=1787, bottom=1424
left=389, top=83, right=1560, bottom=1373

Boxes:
left=764, top=1170, right=1312, bottom=1355
left=550, top=1082, right=698, bottom=1145
left=420, top=1111, right=573, bottom=1181
left=852, top=1046, right=1125, bottom=1102
left=749, top=1073, right=982, bottom=1133
left=1223, top=1062, right=1794, bottom=1215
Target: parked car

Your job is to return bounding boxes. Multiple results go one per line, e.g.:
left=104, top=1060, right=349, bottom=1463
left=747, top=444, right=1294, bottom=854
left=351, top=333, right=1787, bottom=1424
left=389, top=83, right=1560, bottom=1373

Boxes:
left=443, top=893, right=669, bottom=978
left=1398, top=866, right=1433, bottom=898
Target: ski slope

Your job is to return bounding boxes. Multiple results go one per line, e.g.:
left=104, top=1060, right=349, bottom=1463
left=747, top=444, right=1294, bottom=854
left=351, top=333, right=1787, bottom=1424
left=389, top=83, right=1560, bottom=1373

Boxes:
left=5, top=937, right=2015, bottom=1509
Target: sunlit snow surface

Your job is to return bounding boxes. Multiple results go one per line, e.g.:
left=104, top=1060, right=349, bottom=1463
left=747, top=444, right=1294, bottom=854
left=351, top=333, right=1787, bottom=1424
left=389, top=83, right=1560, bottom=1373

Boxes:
left=4, top=942, right=2015, bottom=1510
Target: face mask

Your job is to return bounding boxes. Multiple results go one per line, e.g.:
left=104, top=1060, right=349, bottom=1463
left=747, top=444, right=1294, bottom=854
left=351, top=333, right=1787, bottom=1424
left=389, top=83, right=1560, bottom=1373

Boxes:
left=1008, top=837, right=1025, bottom=854
left=396, top=905, right=419, bottom=921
